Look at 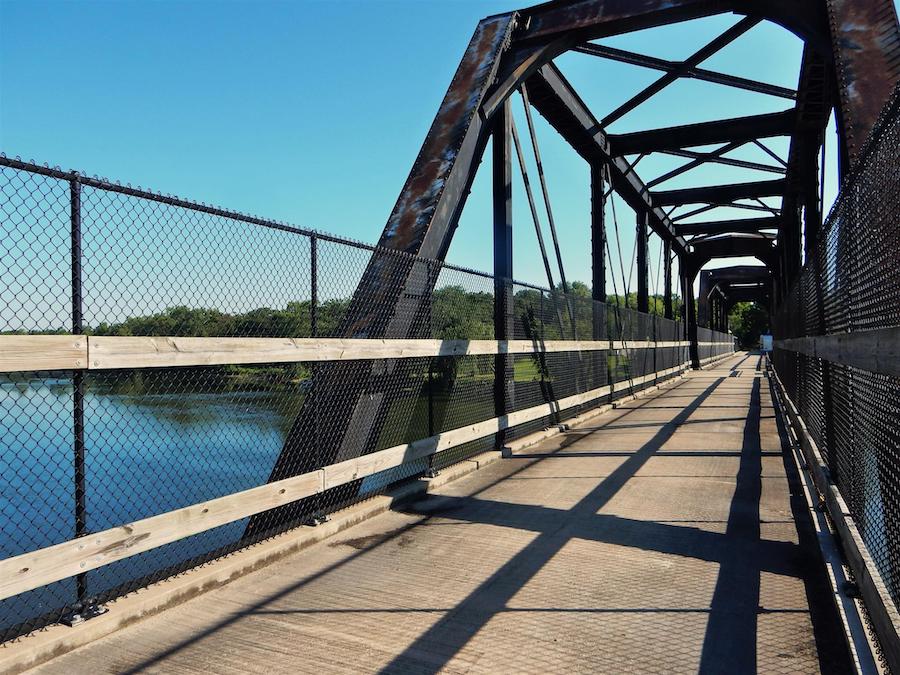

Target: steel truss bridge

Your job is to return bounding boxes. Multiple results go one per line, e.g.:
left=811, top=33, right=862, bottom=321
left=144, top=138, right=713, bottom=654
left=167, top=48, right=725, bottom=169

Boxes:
left=1, top=0, right=900, bottom=672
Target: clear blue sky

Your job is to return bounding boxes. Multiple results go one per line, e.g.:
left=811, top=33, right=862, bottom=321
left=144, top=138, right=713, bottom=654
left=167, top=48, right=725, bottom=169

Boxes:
left=2, top=0, right=877, bottom=298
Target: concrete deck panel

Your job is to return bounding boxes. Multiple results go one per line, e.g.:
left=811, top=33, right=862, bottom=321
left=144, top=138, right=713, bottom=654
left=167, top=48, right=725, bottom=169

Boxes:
left=30, top=353, right=852, bottom=674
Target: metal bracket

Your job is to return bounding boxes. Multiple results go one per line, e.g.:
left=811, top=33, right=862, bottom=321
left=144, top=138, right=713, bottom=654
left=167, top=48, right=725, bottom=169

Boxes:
left=842, top=580, right=861, bottom=598
left=304, top=513, right=330, bottom=527
left=61, top=600, right=108, bottom=627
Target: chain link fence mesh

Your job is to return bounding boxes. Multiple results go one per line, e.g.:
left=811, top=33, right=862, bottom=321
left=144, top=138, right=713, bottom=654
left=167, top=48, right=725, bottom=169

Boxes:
left=772, top=85, right=900, bottom=610
left=0, top=155, right=733, bottom=642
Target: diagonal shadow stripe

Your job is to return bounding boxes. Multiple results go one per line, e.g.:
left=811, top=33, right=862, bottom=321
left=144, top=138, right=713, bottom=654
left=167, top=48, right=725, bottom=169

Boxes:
left=116, top=376, right=690, bottom=673
left=698, top=375, right=761, bottom=673
left=400, top=497, right=803, bottom=578
left=377, top=377, right=726, bottom=673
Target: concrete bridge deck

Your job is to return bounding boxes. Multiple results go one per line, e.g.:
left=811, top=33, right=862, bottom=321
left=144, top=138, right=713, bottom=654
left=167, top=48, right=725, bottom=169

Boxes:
left=32, top=353, right=851, bottom=674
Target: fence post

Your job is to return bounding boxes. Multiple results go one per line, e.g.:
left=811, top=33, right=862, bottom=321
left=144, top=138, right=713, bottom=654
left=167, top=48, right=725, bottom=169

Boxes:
left=653, top=314, right=658, bottom=385
left=309, top=234, right=325, bottom=522
left=310, top=234, right=318, bottom=338
left=426, top=260, right=438, bottom=478
left=493, top=99, right=514, bottom=454
left=69, top=175, right=88, bottom=606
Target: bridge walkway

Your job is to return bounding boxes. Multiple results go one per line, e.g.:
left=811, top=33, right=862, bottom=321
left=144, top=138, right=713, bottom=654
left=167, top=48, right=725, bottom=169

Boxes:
left=33, top=353, right=851, bottom=674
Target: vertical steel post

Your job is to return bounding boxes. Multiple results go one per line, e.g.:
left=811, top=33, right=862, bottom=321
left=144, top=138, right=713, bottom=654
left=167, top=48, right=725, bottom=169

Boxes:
left=721, top=297, right=728, bottom=333
left=427, top=367, right=435, bottom=438
left=310, top=234, right=318, bottom=338
left=590, top=162, right=606, bottom=339
left=539, top=290, right=545, bottom=342
left=590, top=162, right=607, bottom=396
left=663, top=240, right=673, bottom=320
left=70, top=176, right=87, bottom=604
left=636, top=211, right=649, bottom=314
left=682, top=266, right=700, bottom=369
left=493, top=100, right=514, bottom=451
left=309, top=234, right=322, bottom=517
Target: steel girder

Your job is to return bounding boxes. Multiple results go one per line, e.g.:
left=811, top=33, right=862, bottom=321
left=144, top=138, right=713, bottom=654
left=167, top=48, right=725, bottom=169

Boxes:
left=572, top=42, right=798, bottom=99
left=684, top=234, right=779, bottom=276
left=525, top=63, right=686, bottom=251
left=698, top=266, right=773, bottom=325
left=651, top=179, right=786, bottom=207
left=252, top=0, right=900, bottom=523
left=676, top=216, right=781, bottom=236
left=609, top=111, right=795, bottom=156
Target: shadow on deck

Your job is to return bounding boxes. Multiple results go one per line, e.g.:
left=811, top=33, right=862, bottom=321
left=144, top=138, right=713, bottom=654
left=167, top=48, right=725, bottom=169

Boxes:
left=35, top=353, right=852, bottom=674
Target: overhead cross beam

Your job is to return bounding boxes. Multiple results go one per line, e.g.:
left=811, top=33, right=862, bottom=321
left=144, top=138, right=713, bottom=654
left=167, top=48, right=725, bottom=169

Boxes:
left=647, top=141, right=746, bottom=188
left=672, top=201, right=782, bottom=222
left=574, top=42, right=796, bottom=101
left=525, top=63, right=686, bottom=252
left=610, top=110, right=795, bottom=156
left=599, top=16, right=761, bottom=127
left=675, top=217, right=781, bottom=237
left=655, top=147, right=786, bottom=179
left=687, top=234, right=779, bottom=270
left=652, top=179, right=786, bottom=207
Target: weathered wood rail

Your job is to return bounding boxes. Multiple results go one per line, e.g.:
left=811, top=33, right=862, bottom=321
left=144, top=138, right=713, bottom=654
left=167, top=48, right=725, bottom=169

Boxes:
left=0, top=333, right=733, bottom=603
left=1, top=334, right=702, bottom=372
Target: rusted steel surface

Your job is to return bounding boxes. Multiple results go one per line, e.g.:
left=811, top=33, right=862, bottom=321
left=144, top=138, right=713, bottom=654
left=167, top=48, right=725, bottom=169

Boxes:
left=378, top=13, right=516, bottom=258
left=518, top=0, right=826, bottom=49
left=825, top=0, right=900, bottom=164
left=519, top=0, right=723, bottom=42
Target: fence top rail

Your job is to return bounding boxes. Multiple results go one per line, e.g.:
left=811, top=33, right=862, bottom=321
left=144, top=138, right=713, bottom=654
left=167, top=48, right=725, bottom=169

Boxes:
left=0, top=155, right=710, bottom=332
left=0, top=334, right=721, bottom=373
left=0, top=360, right=695, bottom=604
left=0, top=154, right=531, bottom=291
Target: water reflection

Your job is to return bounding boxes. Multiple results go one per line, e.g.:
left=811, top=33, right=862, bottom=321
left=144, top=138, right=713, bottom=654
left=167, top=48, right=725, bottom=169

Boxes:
left=0, top=370, right=306, bottom=630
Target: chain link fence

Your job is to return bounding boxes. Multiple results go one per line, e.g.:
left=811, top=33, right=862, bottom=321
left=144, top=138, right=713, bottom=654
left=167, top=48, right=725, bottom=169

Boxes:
left=0, top=155, right=733, bottom=642
left=771, top=84, right=900, bottom=611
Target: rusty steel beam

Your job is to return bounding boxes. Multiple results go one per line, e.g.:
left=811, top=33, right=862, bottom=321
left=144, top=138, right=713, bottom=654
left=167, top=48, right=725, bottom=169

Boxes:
left=652, top=179, right=786, bottom=207
left=825, top=0, right=900, bottom=167
left=573, top=42, right=797, bottom=100
left=600, top=16, right=761, bottom=127
left=676, top=217, right=781, bottom=236
left=779, top=45, right=835, bottom=296
left=610, top=110, right=795, bottom=156
left=517, top=0, right=827, bottom=49
left=525, top=63, right=686, bottom=252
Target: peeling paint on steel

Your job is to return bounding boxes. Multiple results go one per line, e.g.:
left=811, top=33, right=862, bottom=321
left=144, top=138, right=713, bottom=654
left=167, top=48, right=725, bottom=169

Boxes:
left=380, top=13, right=515, bottom=255
left=827, top=0, right=900, bottom=163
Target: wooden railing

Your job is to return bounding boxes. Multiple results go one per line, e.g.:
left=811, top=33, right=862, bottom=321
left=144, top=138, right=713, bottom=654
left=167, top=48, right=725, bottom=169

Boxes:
left=0, top=333, right=734, bottom=603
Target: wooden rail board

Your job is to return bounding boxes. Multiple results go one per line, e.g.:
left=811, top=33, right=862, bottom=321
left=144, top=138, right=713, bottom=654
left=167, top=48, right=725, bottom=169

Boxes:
left=0, top=335, right=715, bottom=372
left=0, top=470, right=323, bottom=603
left=0, top=336, right=87, bottom=372
left=0, top=359, right=694, bottom=601
left=776, top=327, right=900, bottom=376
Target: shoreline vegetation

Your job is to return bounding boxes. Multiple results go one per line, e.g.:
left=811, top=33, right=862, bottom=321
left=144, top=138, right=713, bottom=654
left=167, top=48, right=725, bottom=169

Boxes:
left=0, top=284, right=718, bottom=392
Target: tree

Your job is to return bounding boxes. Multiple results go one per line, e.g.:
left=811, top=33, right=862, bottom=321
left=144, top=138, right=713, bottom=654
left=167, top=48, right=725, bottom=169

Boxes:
left=728, top=302, right=770, bottom=348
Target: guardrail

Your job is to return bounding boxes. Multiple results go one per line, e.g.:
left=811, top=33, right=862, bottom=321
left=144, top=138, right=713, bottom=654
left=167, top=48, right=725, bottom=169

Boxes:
left=0, top=155, right=734, bottom=642
left=771, top=83, right=900, bottom=668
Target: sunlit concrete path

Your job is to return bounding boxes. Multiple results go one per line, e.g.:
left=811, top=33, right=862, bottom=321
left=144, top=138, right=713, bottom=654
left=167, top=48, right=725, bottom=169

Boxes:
left=33, top=353, right=851, bottom=674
